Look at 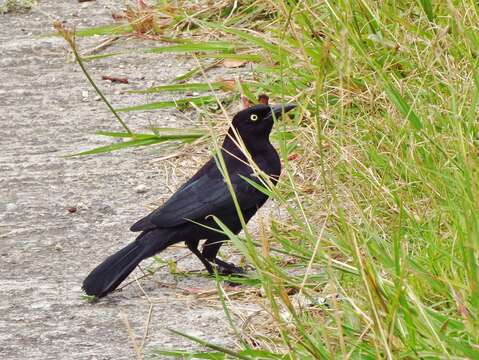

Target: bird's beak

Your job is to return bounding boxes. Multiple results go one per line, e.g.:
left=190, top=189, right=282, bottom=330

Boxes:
left=268, top=104, right=296, bottom=121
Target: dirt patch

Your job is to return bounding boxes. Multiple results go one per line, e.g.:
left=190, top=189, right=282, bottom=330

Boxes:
left=0, top=1, right=266, bottom=359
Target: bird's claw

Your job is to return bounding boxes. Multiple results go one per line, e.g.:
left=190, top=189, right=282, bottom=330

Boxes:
left=213, top=259, right=246, bottom=276
left=218, top=263, right=246, bottom=276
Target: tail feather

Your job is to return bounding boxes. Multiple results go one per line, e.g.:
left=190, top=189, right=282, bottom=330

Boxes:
left=82, top=230, right=171, bottom=298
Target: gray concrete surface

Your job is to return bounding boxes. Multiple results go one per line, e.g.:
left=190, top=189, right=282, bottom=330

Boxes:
left=0, top=1, right=260, bottom=359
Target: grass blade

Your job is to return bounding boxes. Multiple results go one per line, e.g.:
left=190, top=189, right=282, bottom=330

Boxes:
left=153, top=350, right=225, bottom=359
left=382, top=80, right=423, bottom=130
left=81, top=52, right=125, bottom=62
left=67, top=138, right=161, bottom=157
left=196, top=53, right=262, bottom=62
left=75, top=23, right=133, bottom=37
left=145, top=41, right=236, bottom=54
left=128, top=82, right=224, bottom=94
left=417, top=0, right=435, bottom=22
left=167, top=328, right=254, bottom=360
left=96, top=129, right=206, bottom=140
left=116, top=95, right=217, bottom=112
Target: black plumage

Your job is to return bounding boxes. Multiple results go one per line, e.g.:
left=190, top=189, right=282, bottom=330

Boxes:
left=82, top=103, right=295, bottom=298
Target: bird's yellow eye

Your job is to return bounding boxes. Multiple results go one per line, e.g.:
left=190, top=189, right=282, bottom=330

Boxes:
left=250, top=114, right=258, bottom=122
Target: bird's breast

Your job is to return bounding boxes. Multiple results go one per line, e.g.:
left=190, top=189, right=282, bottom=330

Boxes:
left=257, top=146, right=281, bottom=179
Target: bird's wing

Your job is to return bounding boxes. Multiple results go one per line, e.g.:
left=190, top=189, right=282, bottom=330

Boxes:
left=130, top=170, right=264, bottom=231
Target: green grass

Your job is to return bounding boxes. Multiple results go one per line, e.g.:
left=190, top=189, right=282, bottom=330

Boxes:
left=61, top=0, right=479, bottom=358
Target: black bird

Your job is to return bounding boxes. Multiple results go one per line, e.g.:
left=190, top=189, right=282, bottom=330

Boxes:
left=82, top=103, right=295, bottom=298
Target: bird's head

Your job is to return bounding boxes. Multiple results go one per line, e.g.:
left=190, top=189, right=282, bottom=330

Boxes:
left=227, top=104, right=296, bottom=149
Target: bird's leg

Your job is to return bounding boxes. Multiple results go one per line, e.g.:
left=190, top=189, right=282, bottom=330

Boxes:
left=212, top=258, right=246, bottom=275
left=202, top=239, right=246, bottom=276
left=186, top=240, right=214, bottom=274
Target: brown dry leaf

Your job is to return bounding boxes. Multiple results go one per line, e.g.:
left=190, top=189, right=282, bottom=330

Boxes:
left=112, top=12, right=127, bottom=21
left=278, top=284, right=294, bottom=311
left=126, top=3, right=157, bottom=34
left=157, top=17, right=172, bottom=28
left=258, top=94, right=269, bottom=105
left=222, top=59, right=248, bottom=68
left=287, top=153, right=299, bottom=161
left=182, top=287, right=214, bottom=295
left=241, top=95, right=251, bottom=109
left=218, top=79, right=236, bottom=91
left=102, top=75, right=129, bottom=84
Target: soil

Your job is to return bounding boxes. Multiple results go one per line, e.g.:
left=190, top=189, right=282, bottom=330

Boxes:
left=0, top=1, right=267, bottom=359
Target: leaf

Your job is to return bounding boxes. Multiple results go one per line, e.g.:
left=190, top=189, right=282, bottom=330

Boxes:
left=95, top=131, right=156, bottom=139
left=173, top=61, right=223, bottom=83
left=81, top=42, right=240, bottom=62
left=96, top=129, right=206, bottom=139
left=238, top=82, right=256, bottom=104
left=197, top=53, right=262, bottom=62
left=222, top=58, right=248, bottom=68
left=173, top=66, right=205, bottom=83
left=128, top=82, right=224, bottom=94
left=116, top=96, right=217, bottom=112
left=75, top=23, right=134, bottom=37
left=81, top=52, right=125, bottom=62
left=145, top=41, right=236, bottom=54
left=167, top=328, right=254, bottom=360
left=67, top=138, right=161, bottom=157
left=199, top=21, right=286, bottom=60
left=68, top=128, right=206, bottom=157
left=218, top=79, right=237, bottom=92
left=153, top=350, right=225, bottom=360
left=239, top=349, right=284, bottom=359
left=418, top=0, right=435, bottom=22
left=239, top=175, right=272, bottom=197
left=128, top=81, right=243, bottom=95
left=382, top=80, right=423, bottom=130
left=148, top=127, right=207, bottom=137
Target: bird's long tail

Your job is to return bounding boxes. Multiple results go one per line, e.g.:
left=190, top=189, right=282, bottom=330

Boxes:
left=82, top=230, right=172, bottom=298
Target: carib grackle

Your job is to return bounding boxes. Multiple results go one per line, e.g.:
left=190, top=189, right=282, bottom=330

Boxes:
left=82, top=103, right=295, bottom=298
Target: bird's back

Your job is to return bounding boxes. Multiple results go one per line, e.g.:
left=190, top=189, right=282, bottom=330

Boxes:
left=130, top=144, right=280, bottom=232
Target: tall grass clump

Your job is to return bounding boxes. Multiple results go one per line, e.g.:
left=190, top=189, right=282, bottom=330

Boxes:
left=163, top=1, right=479, bottom=358
left=65, top=0, right=479, bottom=358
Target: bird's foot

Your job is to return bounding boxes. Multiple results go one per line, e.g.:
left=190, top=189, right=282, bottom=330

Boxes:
left=213, top=258, right=246, bottom=276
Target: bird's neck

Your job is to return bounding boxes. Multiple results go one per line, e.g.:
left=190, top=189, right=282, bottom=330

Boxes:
left=221, top=131, right=272, bottom=159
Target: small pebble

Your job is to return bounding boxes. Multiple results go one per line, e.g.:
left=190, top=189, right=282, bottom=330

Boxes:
left=135, top=184, right=148, bottom=194
left=6, top=203, right=17, bottom=212
left=97, top=204, right=116, bottom=215
left=81, top=90, right=88, bottom=102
